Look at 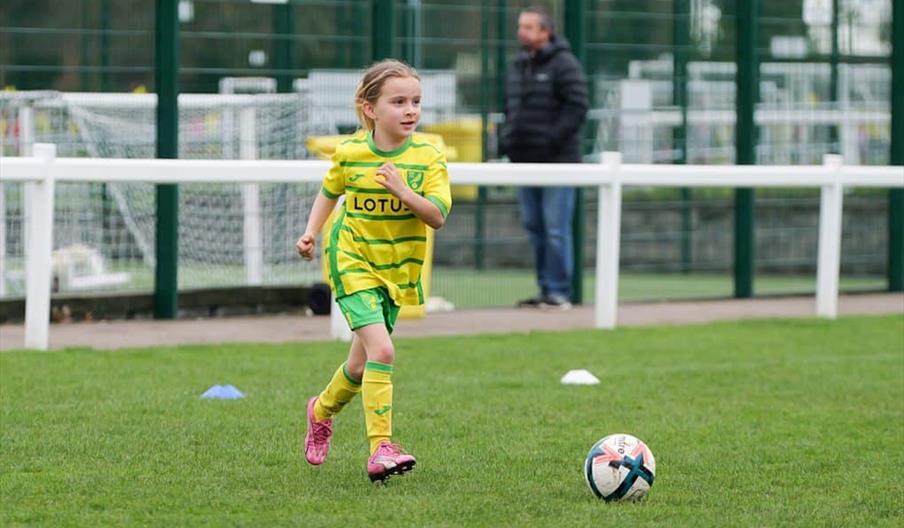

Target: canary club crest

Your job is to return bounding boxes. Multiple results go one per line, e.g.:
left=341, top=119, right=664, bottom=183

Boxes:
left=406, top=170, right=424, bottom=191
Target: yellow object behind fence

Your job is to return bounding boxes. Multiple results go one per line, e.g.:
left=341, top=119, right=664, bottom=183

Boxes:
left=423, top=118, right=484, bottom=201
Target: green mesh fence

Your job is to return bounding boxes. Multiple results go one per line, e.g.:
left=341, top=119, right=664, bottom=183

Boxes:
left=0, top=0, right=896, bottom=308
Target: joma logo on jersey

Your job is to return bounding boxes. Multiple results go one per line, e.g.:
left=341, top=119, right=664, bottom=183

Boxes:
left=406, top=170, right=424, bottom=191
left=352, top=195, right=409, bottom=213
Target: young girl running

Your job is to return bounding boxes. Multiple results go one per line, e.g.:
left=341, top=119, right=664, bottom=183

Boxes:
left=296, top=59, right=451, bottom=482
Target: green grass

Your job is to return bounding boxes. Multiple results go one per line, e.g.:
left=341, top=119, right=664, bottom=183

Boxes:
left=2, top=316, right=902, bottom=526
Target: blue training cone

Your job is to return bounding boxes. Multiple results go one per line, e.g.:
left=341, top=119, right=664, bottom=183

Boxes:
left=200, top=384, right=245, bottom=400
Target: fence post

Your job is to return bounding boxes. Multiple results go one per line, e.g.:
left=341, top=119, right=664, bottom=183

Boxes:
left=24, top=144, right=56, bottom=350
left=154, top=0, right=180, bottom=320
left=816, top=154, right=844, bottom=318
left=19, top=105, right=35, bottom=265
left=890, top=0, right=904, bottom=291
left=328, top=196, right=352, bottom=342
left=734, top=0, right=759, bottom=299
left=565, top=0, right=587, bottom=305
left=240, top=107, right=263, bottom=286
left=595, top=152, right=622, bottom=329
left=372, top=0, right=396, bottom=61
left=272, top=0, right=294, bottom=94
left=330, top=294, right=353, bottom=342
left=0, top=177, right=5, bottom=297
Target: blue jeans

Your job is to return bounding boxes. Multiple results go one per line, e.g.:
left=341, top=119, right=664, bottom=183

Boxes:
left=517, top=186, right=576, bottom=299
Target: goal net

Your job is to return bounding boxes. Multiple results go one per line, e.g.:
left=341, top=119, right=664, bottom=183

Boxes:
left=0, top=91, right=337, bottom=298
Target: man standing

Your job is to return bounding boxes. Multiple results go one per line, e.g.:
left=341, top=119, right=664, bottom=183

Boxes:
left=502, top=6, right=589, bottom=309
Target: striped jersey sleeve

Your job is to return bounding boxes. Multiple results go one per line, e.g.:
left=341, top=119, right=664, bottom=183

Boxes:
left=321, top=150, right=345, bottom=199
left=423, top=152, right=451, bottom=219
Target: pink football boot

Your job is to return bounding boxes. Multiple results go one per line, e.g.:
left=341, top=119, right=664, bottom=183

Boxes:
left=367, top=442, right=416, bottom=482
left=304, top=396, right=333, bottom=465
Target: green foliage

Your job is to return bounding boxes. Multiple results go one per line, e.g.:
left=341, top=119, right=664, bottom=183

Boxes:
left=2, top=316, right=902, bottom=526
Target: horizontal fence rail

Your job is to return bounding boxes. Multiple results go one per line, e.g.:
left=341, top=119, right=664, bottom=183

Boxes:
left=1, top=144, right=902, bottom=349
left=4, top=157, right=902, bottom=188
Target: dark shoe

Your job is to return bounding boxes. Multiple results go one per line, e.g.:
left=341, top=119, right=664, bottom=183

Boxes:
left=516, top=296, right=544, bottom=308
left=539, top=294, right=573, bottom=310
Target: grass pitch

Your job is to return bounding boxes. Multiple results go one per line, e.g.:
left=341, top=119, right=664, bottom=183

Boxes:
left=2, top=315, right=902, bottom=526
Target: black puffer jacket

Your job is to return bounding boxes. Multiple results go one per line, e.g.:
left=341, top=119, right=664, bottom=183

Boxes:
left=502, top=37, right=589, bottom=163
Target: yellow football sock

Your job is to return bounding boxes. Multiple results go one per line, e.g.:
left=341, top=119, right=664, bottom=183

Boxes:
left=313, top=362, right=362, bottom=422
left=362, top=360, right=393, bottom=454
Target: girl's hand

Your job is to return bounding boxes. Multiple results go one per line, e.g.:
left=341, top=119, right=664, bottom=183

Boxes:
left=375, top=163, right=409, bottom=198
left=296, top=233, right=316, bottom=260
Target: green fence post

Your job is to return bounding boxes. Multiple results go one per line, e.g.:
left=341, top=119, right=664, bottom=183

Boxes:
left=400, top=0, right=422, bottom=68
left=475, top=3, right=491, bottom=271
left=476, top=1, right=508, bottom=272
left=80, top=0, right=90, bottom=90
left=829, top=0, right=840, bottom=153
left=346, top=2, right=363, bottom=67
left=270, top=2, right=294, bottom=256
left=154, top=0, right=179, bottom=319
left=734, top=0, right=759, bottom=299
left=98, top=0, right=113, bottom=250
left=372, top=0, right=396, bottom=61
left=565, top=0, right=586, bottom=304
left=273, top=1, right=294, bottom=94
left=674, top=0, right=692, bottom=273
left=100, top=0, right=111, bottom=91
left=890, top=0, right=904, bottom=291
left=496, top=0, right=506, bottom=110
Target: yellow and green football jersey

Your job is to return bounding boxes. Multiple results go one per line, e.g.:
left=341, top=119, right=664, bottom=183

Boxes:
left=321, top=130, right=452, bottom=306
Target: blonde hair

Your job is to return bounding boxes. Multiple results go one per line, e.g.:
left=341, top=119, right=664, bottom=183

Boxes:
left=354, top=59, right=420, bottom=131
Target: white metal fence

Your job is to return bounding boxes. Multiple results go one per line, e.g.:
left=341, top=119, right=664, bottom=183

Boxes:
left=1, top=144, right=902, bottom=350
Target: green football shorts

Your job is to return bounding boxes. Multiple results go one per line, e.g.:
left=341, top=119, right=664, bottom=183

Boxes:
left=336, top=287, right=401, bottom=334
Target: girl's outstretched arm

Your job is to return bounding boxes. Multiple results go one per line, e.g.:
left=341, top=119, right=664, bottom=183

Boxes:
left=296, top=192, right=338, bottom=260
